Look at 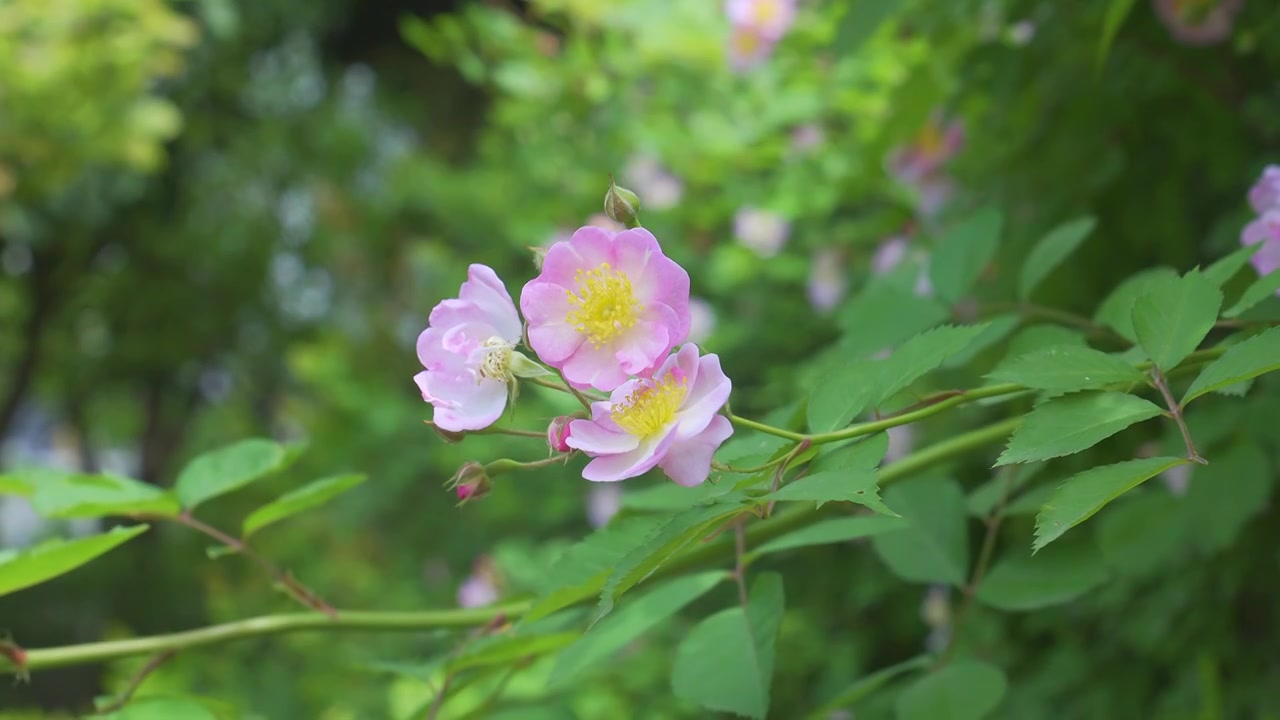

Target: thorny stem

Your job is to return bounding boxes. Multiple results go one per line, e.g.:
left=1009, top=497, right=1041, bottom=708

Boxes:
left=92, top=650, right=177, bottom=715
left=3, top=417, right=1021, bottom=676
left=1151, top=366, right=1207, bottom=464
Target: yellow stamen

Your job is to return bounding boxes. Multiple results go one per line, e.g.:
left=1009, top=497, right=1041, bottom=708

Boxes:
left=477, top=337, right=513, bottom=383
left=565, top=263, right=642, bottom=348
left=611, top=371, right=687, bottom=438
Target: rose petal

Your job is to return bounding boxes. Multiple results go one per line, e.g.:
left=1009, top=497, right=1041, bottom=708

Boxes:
left=658, top=415, right=734, bottom=487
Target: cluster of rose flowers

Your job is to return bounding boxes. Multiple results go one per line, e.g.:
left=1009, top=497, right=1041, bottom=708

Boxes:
left=414, top=187, right=733, bottom=494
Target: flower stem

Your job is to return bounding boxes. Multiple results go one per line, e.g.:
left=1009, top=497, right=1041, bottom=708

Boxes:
left=93, top=649, right=177, bottom=714
left=1151, top=366, right=1207, bottom=464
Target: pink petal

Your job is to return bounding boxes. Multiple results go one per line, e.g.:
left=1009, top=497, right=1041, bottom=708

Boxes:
left=540, top=226, right=616, bottom=286
left=613, top=317, right=671, bottom=377
left=567, top=418, right=641, bottom=455
left=562, top=342, right=631, bottom=392
left=459, top=264, right=522, bottom=340
left=582, top=433, right=674, bottom=482
left=419, top=372, right=508, bottom=432
left=676, top=351, right=732, bottom=439
left=658, top=415, right=734, bottom=487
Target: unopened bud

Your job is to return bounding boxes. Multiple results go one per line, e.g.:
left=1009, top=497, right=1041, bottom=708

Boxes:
left=448, top=462, right=490, bottom=504
left=604, top=177, right=642, bottom=228
left=529, top=245, right=548, bottom=271
left=547, top=416, right=573, bottom=453
left=509, top=351, right=553, bottom=379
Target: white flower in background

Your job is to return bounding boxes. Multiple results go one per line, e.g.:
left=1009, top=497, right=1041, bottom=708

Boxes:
left=687, top=297, right=718, bottom=344
left=807, top=247, right=847, bottom=313
left=1161, top=463, right=1193, bottom=497
left=885, top=424, right=916, bottom=464
left=457, top=556, right=501, bottom=608
left=734, top=207, right=791, bottom=257
left=586, top=483, right=623, bottom=528
left=623, top=154, right=684, bottom=211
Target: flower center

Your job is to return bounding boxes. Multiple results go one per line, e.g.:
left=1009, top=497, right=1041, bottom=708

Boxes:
left=565, top=263, right=642, bottom=348
left=752, top=0, right=783, bottom=26
left=611, top=371, right=687, bottom=438
left=477, top=336, right=513, bottom=382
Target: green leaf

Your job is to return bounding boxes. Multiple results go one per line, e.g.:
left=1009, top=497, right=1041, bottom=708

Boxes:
left=30, top=473, right=179, bottom=519
left=766, top=433, right=893, bottom=513
left=895, top=660, right=1008, bottom=720
left=1018, top=216, right=1097, bottom=299
left=996, top=392, right=1164, bottom=465
left=1095, top=267, right=1179, bottom=341
left=551, top=571, right=723, bottom=684
left=1097, top=0, right=1138, bottom=69
left=871, top=476, right=969, bottom=586
left=175, top=438, right=290, bottom=509
left=807, top=655, right=933, bottom=720
left=1004, top=325, right=1088, bottom=359
left=1186, top=440, right=1272, bottom=554
left=242, top=473, right=366, bottom=537
left=622, top=479, right=737, bottom=511
left=942, top=315, right=1021, bottom=369
left=966, top=465, right=1044, bottom=517
left=930, top=208, right=1003, bottom=303
left=447, top=631, right=580, bottom=673
left=670, top=573, right=785, bottom=720
left=1223, top=269, right=1280, bottom=318
left=1183, top=327, right=1280, bottom=403
left=1203, top=242, right=1262, bottom=287
left=595, top=503, right=749, bottom=622
left=987, top=345, right=1146, bottom=395
left=101, top=696, right=220, bottom=720
left=1034, top=457, right=1187, bottom=552
left=747, top=516, right=908, bottom=562
left=834, top=0, right=902, bottom=54
left=836, top=283, right=950, bottom=359
left=1096, top=491, right=1188, bottom=578
left=975, top=540, right=1108, bottom=611
left=1131, top=271, right=1222, bottom=371
left=0, top=475, right=32, bottom=497
left=0, top=525, right=149, bottom=597
left=523, top=515, right=665, bottom=625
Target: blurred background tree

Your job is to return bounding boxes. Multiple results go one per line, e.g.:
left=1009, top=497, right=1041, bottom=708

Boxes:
left=1, top=0, right=1278, bottom=717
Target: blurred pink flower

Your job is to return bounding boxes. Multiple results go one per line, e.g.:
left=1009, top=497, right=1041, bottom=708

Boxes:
left=1153, top=0, right=1242, bottom=46
left=790, top=124, right=826, bottom=154
left=457, top=557, right=500, bottom=608
left=688, top=297, right=718, bottom=344
left=587, top=483, right=623, bottom=528
left=415, top=265, right=523, bottom=432
left=889, top=116, right=965, bottom=187
left=623, top=155, right=684, bottom=211
left=872, top=236, right=910, bottom=275
left=726, top=0, right=796, bottom=39
left=1248, top=165, right=1280, bottom=214
left=521, top=226, right=691, bottom=391
left=1240, top=210, right=1280, bottom=285
left=807, top=247, right=847, bottom=312
left=567, top=344, right=733, bottom=486
left=727, top=25, right=776, bottom=71
left=734, top=207, right=791, bottom=257
left=584, top=213, right=624, bottom=232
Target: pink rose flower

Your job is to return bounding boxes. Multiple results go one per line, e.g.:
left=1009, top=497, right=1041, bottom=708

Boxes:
left=547, top=416, right=573, bottom=453
left=1153, top=0, right=1241, bottom=46
left=567, top=344, right=733, bottom=486
left=727, top=25, right=776, bottom=71
left=1241, top=209, right=1280, bottom=285
left=520, top=226, right=691, bottom=391
left=726, top=0, right=796, bottom=41
left=1249, top=165, right=1280, bottom=214
left=415, top=265, right=523, bottom=432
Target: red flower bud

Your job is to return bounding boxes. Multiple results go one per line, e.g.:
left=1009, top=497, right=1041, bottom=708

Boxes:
left=547, top=416, right=573, bottom=453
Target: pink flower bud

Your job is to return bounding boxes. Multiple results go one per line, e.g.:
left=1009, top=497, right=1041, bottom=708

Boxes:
left=547, top=416, right=573, bottom=453
left=448, top=461, right=490, bottom=503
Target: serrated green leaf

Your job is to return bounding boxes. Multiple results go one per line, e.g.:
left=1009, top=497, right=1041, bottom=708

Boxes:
left=996, top=392, right=1164, bottom=465
left=1203, top=242, right=1262, bottom=287
left=1131, top=271, right=1222, bottom=371
left=1003, top=483, right=1057, bottom=517
left=242, top=473, right=366, bottom=537
left=101, top=696, right=220, bottom=720
left=747, top=516, right=908, bottom=562
left=976, top=540, right=1108, bottom=611
left=447, top=631, right=580, bottom=673
left=621, top=480, right=737, bottom=511
left=1034, top=457, right=1187, bottom=552
left=987, top=345, right=1146, bottom=395
left=1186, top=440, right=1272, bottom=553
left=1004, top=325, right=1088, bottom=359
left=836, top=283, right=950, bottom=358
left=595, top=504, right=749, bottom=623
left=175, top=438, right=289, bottom=509
left=1096, top=491, right=1188, bottom=577
left=895, top=660, right=1008, bottom=720
left=670, top=573, right=784, bottom=720
left=766, top=433, right=893, bottom=513
left=942, top=315, right=1021, bottom=369
left=0, top=525, right=149, bottom=597
left=930, top=208, right=1003, bottom=303
left=807, top=655, right=933, bottom=720
left=871, top=476, right=969, bottom=586
left=1095, top=267, right=1179, bottom=341
left=551, top=571, right=723, bottom=684
left=1223, top=269, right=1280, bottom=318
left=1019, top=216, right=1097, bottom=299
left=1183, top=327, right=1280, bottom=403
left=29, top=472, right=179, bottom=519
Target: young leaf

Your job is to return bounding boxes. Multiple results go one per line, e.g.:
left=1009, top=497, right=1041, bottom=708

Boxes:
left=595, top=503, right=749, bottom=623
left=670, top=573, right=785, bottom=720
left=1130, top=271, right=1222, bottom=371
left=242, top=473, right=367, bottom=537
left=31, top=473, right=179, bottom=519
left=807, top=655, right=932, bottom=719
left=930, top=208, right=1003, bottom=303
left=1034, top=457, right=1187, bottom=552
left=1096, top=491, right=1188, bottom=578
left=966, top=464, right=1044, bottom=517
left=0, top=525, right=149, bottom=597
left=987, top=344, right=1146, bottom=394
left=1222, top=269, right=1280, bottom=318
left=1185, top=440, right=1271, bottom=554
left=766, top=433, right=893, bottom=513
left=996, top=392, right=1164, bottom=465
left=550, top=571, right=723, bottom=684
left=942, top=315, right=1020, bottom=369
left=447, top=631, right=580, bottom=674
left=747, top=516, right=907, bottom=562
left=1004, top=325, right=1088, bottom=359
left=1182, top=327, right=1280, bottom=404
left=175, top=438, right=289, bottom=509
left=975, top=540, right=1108, bottom=611
left=1203, top=242, right=1262, bottom=287
left=1018, top=216, right=1096, bottom=299
left=1094, top=267, right=1179, bottom=341
left=871, top=475, right=969, bottom=586
left=895, top=660, right=1008, bottom=720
